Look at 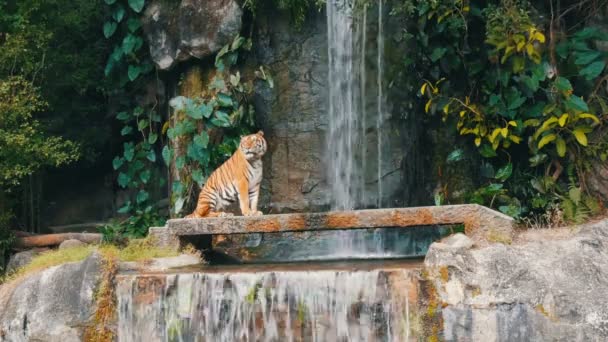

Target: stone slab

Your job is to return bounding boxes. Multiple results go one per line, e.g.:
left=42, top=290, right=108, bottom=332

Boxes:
left=151, top=205, right=514, bottom=249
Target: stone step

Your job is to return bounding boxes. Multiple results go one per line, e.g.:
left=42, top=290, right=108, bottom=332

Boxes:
left=150, top=204, right=514, bottom=250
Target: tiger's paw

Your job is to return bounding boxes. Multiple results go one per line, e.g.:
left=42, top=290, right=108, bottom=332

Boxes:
left=244, top=211, right=263, bottom=217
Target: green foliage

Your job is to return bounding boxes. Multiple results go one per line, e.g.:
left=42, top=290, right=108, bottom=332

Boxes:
left=0, top=225, right=16, bottom=274
left=0, top=77, right=79, bottom=186
left=166, top=35, right=272, bottom=216
left=394, top=0, right=607, bottom=222
left=104, top=0, right=167, bottom=237
left=100, top=206, right=166, bottom=241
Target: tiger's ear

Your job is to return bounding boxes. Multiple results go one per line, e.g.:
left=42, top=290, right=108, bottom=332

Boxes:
left=257, top=130, right=264, bottom=136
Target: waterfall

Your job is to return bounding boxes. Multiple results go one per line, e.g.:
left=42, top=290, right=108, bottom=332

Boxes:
left=117, top=266, right=415, bottom=341
left=326, top=0, right=385, bottom=210
left=376, top=0, right=385, bottom=208
left=327, top=0, right=362, bottom=210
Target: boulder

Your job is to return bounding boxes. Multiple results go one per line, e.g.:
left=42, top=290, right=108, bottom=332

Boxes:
left=58, top=239, right=87, bottom=250
left=142, top=0, right=242, bottom=69
left=424, top=220, right=608, bottom=341
left=6, top=248, right=49, bottom=273
left=0, top=253, right=101, bottom=342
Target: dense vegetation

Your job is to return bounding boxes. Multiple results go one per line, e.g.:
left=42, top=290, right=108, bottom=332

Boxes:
left=391, top=0, right=608, bottom=224
left=2, top=0, right=608, bottom=259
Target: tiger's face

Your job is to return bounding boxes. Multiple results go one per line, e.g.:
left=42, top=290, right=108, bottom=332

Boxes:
left=240, top=131, right=267, bottom=161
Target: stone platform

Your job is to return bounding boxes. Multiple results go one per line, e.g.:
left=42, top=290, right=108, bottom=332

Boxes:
left=150, top=204, right=514, bottom=250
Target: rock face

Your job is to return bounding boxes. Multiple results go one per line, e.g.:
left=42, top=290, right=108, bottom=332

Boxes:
left=425, top=220, right=608, bottom=341
left=142, top=0, right=242, bottom=69
left=0, top=253, right=101, bottom=342
left=6, top=248, right=48, bottom=273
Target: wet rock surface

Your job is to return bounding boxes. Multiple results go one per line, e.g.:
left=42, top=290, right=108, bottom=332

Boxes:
left=425, top=219, right=608, bottom=341
left=0, top=253, right=101, bottom=342
left=142, top=0, right=242, bottom=69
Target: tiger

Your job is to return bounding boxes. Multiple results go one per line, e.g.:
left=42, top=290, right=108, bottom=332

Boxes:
left=185, top=130, right=267, bottom=218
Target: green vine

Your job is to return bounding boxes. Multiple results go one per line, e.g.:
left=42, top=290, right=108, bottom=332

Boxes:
left=165, top=35, right=273, bottom=216
left=102, top=0, right=165, bottom=238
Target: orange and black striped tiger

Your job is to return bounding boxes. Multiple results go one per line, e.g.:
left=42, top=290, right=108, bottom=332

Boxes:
left=185, top=131, right=267, bottom=218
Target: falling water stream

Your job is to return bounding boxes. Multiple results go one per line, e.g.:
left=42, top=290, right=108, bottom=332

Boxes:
left=117, top=262, right=416, bottom=342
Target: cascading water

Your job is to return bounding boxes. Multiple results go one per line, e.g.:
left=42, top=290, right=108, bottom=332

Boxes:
left=326, top=0, right=363, bottom=211
left=117, top=264, right=416, bottom=341
left=326, top=0, right=386, bottom=211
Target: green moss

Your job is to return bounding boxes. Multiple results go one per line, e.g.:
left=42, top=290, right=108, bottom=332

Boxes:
left=1, top=245, right=95, bottom=284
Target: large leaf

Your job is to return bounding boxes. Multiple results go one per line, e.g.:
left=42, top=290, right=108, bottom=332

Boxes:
left=169, top=96, right=188, bottom=111
left=146, top=149, right=156, bottom=162
left=121, top=126, right=133, bottom=136
left=118, top=173, right=130, bottom=188
left=446, top=149, right=465, bottom=163
left=123, top=142, right=135, bottom=161
left=103, top=22, right=117, bottom=38
left=127, top=18, right=141, bottom=32
left=554, top=77, right=572, bottom=91
left=495, top=163, right=513, bottom=181
left=191, top=169, right=205, bottom=187
left=217, top=93, right=233, bottom=107
left=128, top=65, right=141, bottom=81
left=112, top=157, right=124, bottom=170
left=113, top=6, right=125, bottom=22
left=128, top=0, right=145, bottom=13
left=538, top=134, right=556, bottom=149
left=574, top=51, right=601, bottom=65
left=556, top=137, right=567, bottom=157
left=139, top=170, right=151, bottom=184
left=579, top=61, right=605, bottom=81
left=136, top=190, right=149, bottom=204
left=479, top=144, right=497, bottom=158
left=566, top=95, right=589, bottom=112
left=162, top=146, right=172, bottom=166
left=194, top=132, right=210, bottom=149
left=572, top=129, right=588, bottom=146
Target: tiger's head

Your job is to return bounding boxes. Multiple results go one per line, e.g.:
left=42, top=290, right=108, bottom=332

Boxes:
left=240, top=131, right=267, bottom=161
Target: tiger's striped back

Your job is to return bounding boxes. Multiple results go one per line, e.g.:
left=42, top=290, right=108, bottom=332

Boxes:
left=185, top=131, right=267, bottom=218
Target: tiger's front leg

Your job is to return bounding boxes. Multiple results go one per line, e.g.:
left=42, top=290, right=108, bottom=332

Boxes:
left=237, top=179, right=253, bottom=216
left=249, top=184, right=263, bottom=216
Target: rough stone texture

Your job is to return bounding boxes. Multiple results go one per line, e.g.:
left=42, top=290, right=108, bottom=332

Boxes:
left=142, top=0, right=242, bottom=69
left=154, top=205, right=513, bottom=250
left=433, top=233, right=474, bottom=251
left=119, top=254, right=201, bottom=272
left=58, top=239, right=86, bottom=250
left=424, top=219, right=608, bottom=341
left=0, top=253, right=101, bottom=342
left=6, top=248, right=48, bottom=273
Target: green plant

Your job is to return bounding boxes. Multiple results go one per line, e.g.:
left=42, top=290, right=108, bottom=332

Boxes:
left=103, top=0, right=167, bottom=236
left=395, top=0, right=607, bottom=222
left=164, top=35, right=273, bottom=216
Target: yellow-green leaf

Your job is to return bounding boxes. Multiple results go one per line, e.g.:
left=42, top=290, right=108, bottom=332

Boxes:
left=578, top=113, right=600, bottom=124
left=490, top=128, right=502, bottom=143
left=509, top=135, right=522, bottom=144
left=508, top=120, right=517, bottom=127
left=533, top=31, right=546, bottom=43
left=558, top=113, right=569, bottom=127
left=425, top=99, right=432, bottom=113
left=538, top=134, right=556, bottom=149
left=459, top=110, right=466, bottom=117
left=474, top=137, right=481, bottom=146
left=420, top=83, right=428, bottom=96
left=443, top=103, right=450, bottom=114
left=524, top=119, right=540, bottom=127
left=500, top=127, right=508, bottom=138
left=534, top=117, right=559, bottom=139
left=556, top=138, right=566, bottom=157
left=573, top=129, right=588, bottom=146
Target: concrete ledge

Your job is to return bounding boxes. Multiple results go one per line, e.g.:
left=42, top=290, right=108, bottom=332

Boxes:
left=152, top=205, right=514, bottom=249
